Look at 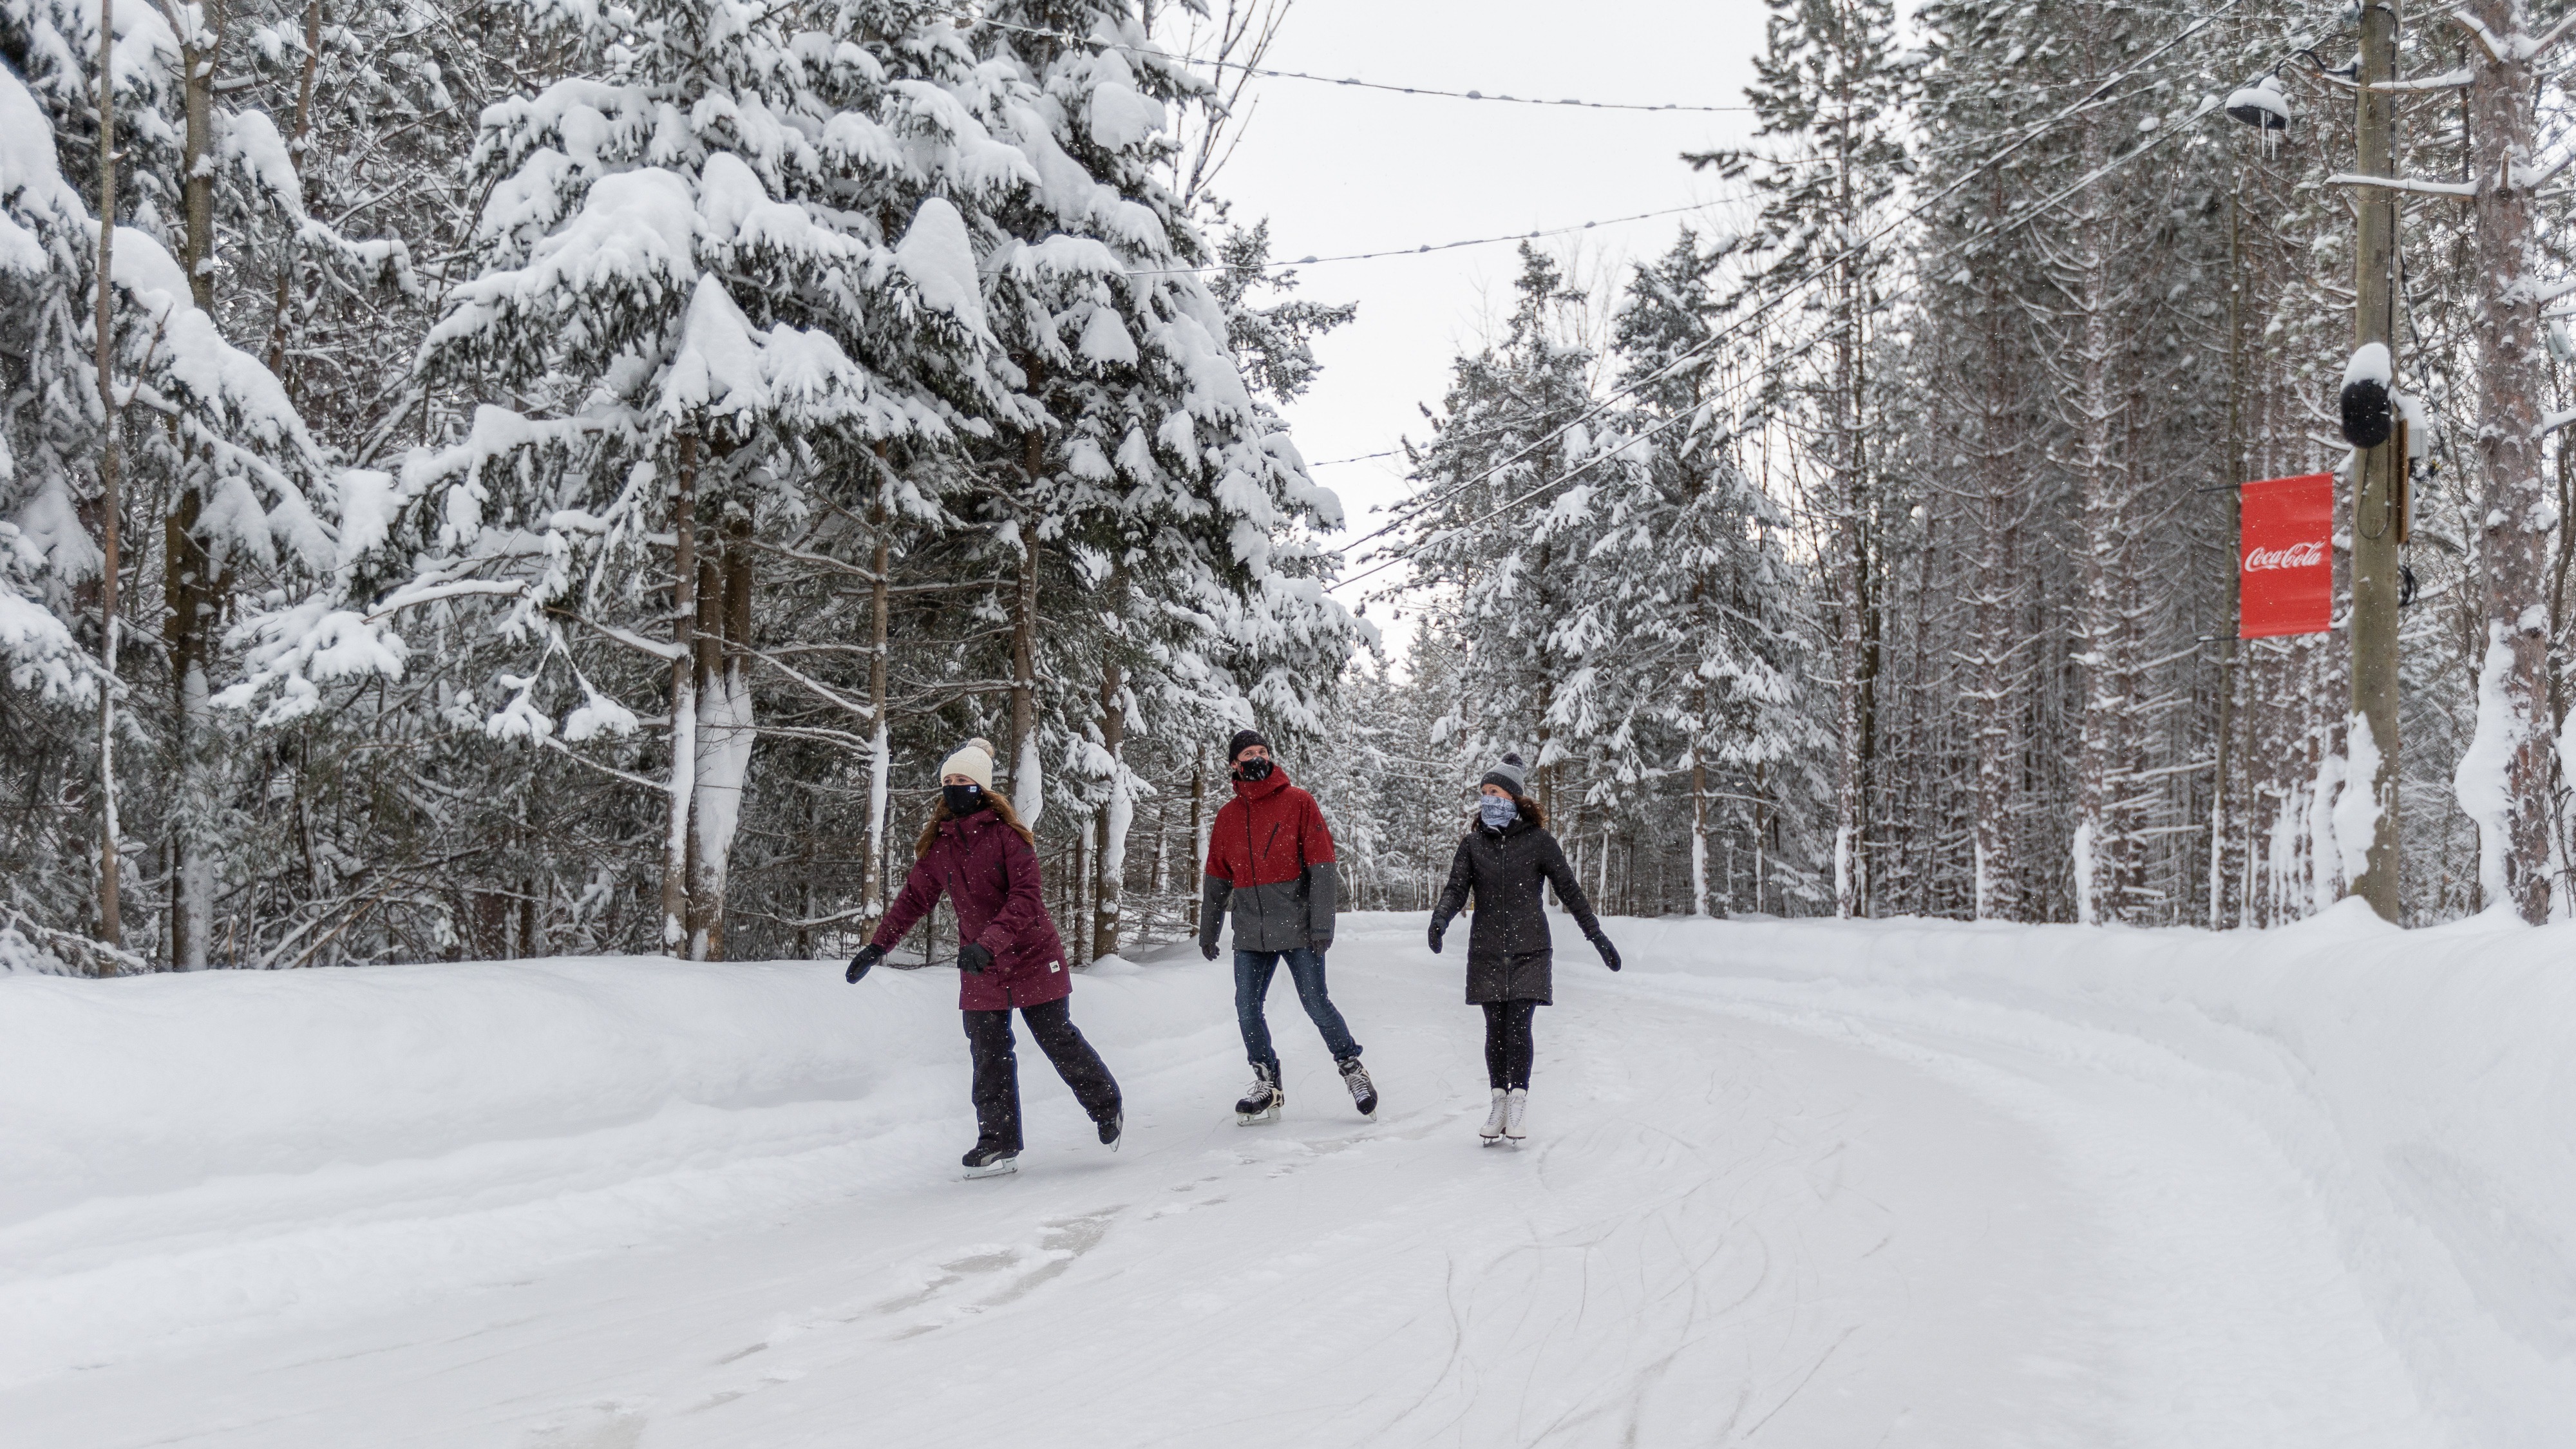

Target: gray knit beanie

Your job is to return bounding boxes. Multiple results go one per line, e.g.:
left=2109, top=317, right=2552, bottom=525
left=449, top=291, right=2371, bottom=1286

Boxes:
left=1479, top=752, right=1528, bottom=796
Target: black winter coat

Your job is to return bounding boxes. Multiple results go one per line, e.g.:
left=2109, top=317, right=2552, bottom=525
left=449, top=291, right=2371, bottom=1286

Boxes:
left=1428, top=817, right=1604, bottom=1004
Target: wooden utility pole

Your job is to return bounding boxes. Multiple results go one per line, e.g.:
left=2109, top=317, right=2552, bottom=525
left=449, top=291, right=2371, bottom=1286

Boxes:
left=2347, top=0, right=2403, bottom=921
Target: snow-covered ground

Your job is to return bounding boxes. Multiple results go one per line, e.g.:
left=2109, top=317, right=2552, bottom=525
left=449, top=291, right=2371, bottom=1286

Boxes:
left=2, top=907, right=2567, bottom=1447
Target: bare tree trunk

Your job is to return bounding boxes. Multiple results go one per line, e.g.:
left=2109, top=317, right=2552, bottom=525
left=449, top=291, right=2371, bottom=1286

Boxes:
left=1011, top=361, right=1046, bottom=825
left=1186, top=749, right=1206, bottom=932
left=164, top=0, right=227, bottom=968
left=264, top=0, right=321, bottom=379
left=1830, top=227, right=1871, bottom=919
left=1070, top=813, right=1092, bottom=965
left=2069, top=108, right=2136, bottom=926
left=659, top=435, right=699, bottom=952
left=1689, top=712, right=1709, bottom=918
left=1094, top=654, right=1126, bottom=961
left=862, top=449, right=892, bottom=922
left=165, top=491, right=215, bottom=968
left=93, top=0, right=123, bottom=956
left=2459, top=0, right=2556, bottom=922
left=686, top=509, right=754, bottom=960
left=2213, top=177, right=2245, bottom=930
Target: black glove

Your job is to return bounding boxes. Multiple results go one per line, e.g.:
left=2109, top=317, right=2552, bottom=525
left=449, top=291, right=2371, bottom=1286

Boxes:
left=1589, top=933, right=1621, bottom=972
left=1427, top=922, right=1445, bottom=954
left=957, top=942, right=993, bottom=974
left=845, top=944, right=884, bottom=983
left=1200, top=938, right=1220, bottom=961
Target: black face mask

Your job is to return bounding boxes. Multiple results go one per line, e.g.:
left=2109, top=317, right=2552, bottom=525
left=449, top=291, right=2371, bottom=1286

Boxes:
left=1234, top=756, right=1274, bottom=782
left=943, top=783, right=986, bottom=817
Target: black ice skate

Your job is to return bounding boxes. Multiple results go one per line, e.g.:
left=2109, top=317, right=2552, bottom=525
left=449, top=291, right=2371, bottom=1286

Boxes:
left=1338, top=1056, right=1378, bottom=1119
left=961, top=1141, right=1019, bottom=1179
left=1098, top=1108, right=1122, bottom=1151
left=1235, top=1063, right=1282, bottom=1125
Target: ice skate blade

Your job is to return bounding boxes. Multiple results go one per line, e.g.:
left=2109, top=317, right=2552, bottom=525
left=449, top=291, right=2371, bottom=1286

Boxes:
left=1481, top=1136, right=1519, bottom=1149
left=1235, top=1107, right=1280, bottom=1126
left=962, top=1159, right=1019, bottom=1179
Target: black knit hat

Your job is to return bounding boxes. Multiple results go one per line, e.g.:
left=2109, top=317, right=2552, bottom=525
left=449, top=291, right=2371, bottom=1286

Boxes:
left=1479, top=752, right=1528, bottom=795
left=1227, top=728, right=1270, bottom=762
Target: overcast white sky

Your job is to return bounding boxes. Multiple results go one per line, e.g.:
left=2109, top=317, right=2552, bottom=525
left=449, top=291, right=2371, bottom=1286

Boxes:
left=1184, top=0, right=1779, bottom=649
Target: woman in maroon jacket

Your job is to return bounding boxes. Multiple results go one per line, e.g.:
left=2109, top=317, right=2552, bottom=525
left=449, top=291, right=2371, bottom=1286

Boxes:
left=844, top=739, right=1122, bottom=1179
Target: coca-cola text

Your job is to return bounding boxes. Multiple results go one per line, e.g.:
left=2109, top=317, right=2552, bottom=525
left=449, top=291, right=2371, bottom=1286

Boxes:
left=2243, top=540, right=2325, bottom=572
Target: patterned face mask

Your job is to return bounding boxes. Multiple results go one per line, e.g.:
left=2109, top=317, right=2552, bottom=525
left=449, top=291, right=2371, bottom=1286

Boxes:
left=1479, top=794, right=1519, bottom=830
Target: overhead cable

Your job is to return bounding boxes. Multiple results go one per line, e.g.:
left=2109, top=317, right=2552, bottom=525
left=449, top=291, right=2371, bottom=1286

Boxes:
left=965, top=15, right=1756, bottom=113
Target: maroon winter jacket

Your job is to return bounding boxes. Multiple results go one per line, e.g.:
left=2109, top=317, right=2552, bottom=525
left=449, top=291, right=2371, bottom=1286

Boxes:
left=871, top=807, right=1071, bottom=1011
left=1198, top=766, right=1338, bottom=954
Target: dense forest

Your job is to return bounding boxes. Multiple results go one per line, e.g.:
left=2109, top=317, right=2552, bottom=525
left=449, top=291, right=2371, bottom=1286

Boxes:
left=6, top=0, right=2575, bottom=974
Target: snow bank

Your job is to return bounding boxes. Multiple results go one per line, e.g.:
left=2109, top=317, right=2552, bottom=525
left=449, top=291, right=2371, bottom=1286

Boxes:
left=1618, top=902, right=2576, bottom=1446
left=0, top=953, right=1230, bottom=1382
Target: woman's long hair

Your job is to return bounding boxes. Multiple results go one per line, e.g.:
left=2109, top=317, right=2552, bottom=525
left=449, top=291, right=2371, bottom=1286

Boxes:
left=916, top=785, right=1039, bottom=858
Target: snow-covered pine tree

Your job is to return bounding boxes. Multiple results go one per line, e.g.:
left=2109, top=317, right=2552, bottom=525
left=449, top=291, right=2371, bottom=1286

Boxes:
left=960, top=2, right=1361, bottom=958
left=1692, top=0, right=1914, bottom=918
left=1598, top=230, right=1817, bottom=916
left=226, top=0, right=1030, bottom=956
left=1405, top=245, right=1613, bottom=817
left=1, top=0, right=349, bottom=967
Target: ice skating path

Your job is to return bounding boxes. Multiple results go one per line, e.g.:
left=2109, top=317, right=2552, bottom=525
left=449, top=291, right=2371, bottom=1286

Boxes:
left=1, top=914, right=2440, bottom=1448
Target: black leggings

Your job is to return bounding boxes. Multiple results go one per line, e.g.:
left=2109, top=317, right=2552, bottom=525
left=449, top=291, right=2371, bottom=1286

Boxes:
left=1482, top=1000, right=1540, bottom=1090
left=962, top=999, right=1121, bottom=1151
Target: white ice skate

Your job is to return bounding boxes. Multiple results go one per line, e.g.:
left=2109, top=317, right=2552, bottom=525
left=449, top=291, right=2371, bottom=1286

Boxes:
left=1502, top=1088, right=1529, bottom=1141
left=1478, top=1088, right=1508, bottom=1144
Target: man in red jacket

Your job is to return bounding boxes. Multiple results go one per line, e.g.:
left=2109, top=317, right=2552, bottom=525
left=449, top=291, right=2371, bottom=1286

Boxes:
left=1200, top=729, right=1378, bottom=1122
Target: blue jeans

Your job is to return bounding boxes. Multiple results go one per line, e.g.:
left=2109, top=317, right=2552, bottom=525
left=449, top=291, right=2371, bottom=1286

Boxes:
left=1234, top=948, right=1361, bottom=1070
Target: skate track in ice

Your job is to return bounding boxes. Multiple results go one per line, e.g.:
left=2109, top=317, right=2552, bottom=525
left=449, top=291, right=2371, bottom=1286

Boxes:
left=3, top=908, right=2565, bottom=1447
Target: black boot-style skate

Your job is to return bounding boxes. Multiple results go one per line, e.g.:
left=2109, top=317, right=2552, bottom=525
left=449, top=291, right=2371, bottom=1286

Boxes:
left=961, top=1140, right=1019, bottom=1179
left=1235, top=1063, right=1282, bottom=1125
left=1338, top=1056, right=1378, bottom=1119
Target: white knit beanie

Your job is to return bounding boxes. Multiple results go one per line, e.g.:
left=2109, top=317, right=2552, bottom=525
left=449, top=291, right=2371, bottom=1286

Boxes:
left=938, top=737, right=996, bottom=790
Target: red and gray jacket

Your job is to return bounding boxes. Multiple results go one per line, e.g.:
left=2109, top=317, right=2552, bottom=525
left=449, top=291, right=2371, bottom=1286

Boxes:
left=1200, top=766, right=1338, bottom=954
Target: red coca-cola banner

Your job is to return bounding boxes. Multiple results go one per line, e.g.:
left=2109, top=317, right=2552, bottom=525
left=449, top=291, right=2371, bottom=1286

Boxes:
left=2239, top=471, right=2334, bottom=638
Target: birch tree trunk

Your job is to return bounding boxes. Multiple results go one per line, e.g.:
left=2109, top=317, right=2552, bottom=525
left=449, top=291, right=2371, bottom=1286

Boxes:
left=1011, top=361, right=1046, bottom=826
left=862, top=468, right=891, bottom=923
left=2069, top=106, right=2137, bottom=926
left=687, top=509, right=754, bottom=960
left=165, top=0, right=226, bottom=969
left=659, top=435, right=699, bottom=952
left=2458, top=0, right=2557, bottom=922
left=1186, top=749, right=1206, bottom=932
left=1094, top=656, right=1126, bottom=960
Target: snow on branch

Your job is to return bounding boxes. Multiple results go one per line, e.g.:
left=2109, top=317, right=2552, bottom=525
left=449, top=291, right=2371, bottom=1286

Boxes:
left=2325, top=172, right=2480, bottom=198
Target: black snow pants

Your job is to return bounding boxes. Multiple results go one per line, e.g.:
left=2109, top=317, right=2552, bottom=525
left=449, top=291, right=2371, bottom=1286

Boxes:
left=1481, top=999, right=1540, bottom=1090
left=963, top=999, right=1121, bottom=1151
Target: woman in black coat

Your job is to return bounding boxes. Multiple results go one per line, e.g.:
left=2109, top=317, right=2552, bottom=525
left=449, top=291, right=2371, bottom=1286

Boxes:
left=1426, top=753, right=1620, bottom=1142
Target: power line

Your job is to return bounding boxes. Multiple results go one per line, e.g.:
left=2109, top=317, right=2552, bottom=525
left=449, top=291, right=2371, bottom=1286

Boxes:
left=1141, top=201, right=1743, bottom=276
left=965, top=15, right=1755, bottom=113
